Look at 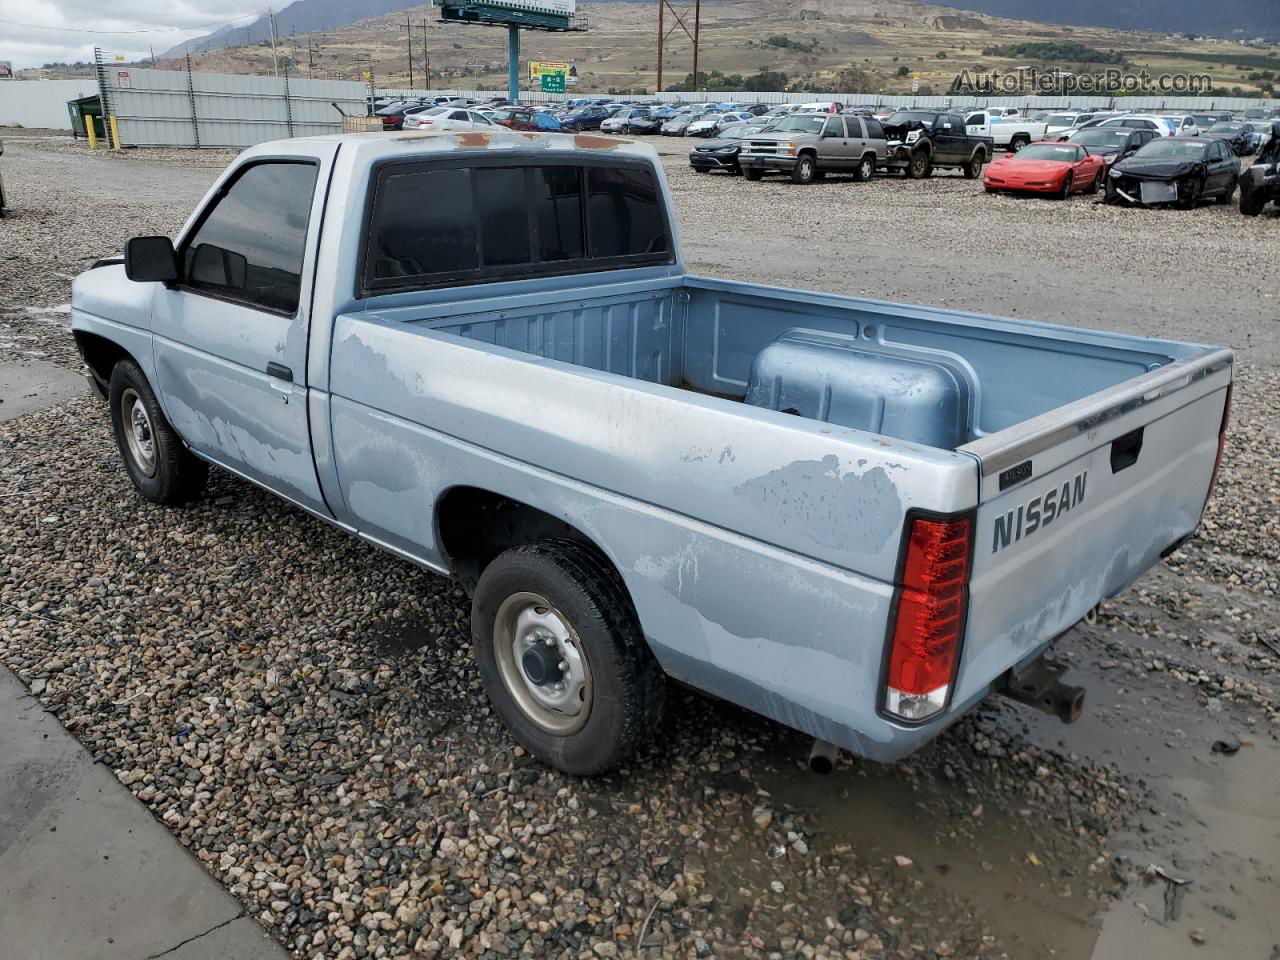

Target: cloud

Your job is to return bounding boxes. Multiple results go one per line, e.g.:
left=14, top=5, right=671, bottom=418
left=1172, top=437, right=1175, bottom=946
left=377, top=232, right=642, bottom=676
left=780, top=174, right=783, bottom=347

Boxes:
left=0, top=0, right=262, bottom=67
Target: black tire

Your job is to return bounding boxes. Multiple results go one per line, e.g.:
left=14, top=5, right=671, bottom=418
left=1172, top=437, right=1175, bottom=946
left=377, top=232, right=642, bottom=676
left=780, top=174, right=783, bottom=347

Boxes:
left=1219, top=176, right=1238, bottom=205
left=743, top=168, right=763, bottom=181
left=1086, top=167, right=1102, bottom=194
left=907, top=150, right=932, bottom=179
left=1055, top=172, right=1073, bottom=200
left=963, top=151, right=984, bottom=180
left=471, top=540, right=665, bottom=776
left=108, top=359, right=208, bottom=505
left=1177, top=176, right=1204, bottom=210
left=791, top=154, right=817, bottom=184
left=853, top=154, right=875, bottom=182
left=693, top=166, right=709, bottom=173
left=1240, top=183, right=1266, bottom=216
left=1009, top=134, right=1030, bottom=153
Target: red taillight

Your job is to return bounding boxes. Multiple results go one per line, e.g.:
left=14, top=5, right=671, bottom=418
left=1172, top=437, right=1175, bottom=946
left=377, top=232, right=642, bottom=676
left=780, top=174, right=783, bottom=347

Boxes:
left=1205, top=386, right=1232, bottom=507
left=883, top=514, right=973, bottom=722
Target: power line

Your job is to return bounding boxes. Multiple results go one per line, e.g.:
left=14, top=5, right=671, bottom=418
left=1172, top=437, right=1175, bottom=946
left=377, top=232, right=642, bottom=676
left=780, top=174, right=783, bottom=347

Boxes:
left=0, top=14, right=260, bottom=35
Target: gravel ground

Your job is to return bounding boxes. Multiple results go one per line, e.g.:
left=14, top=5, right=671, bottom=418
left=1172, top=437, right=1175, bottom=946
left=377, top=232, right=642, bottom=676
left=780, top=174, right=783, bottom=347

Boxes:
left=1, top=132, right=1277, bottom=959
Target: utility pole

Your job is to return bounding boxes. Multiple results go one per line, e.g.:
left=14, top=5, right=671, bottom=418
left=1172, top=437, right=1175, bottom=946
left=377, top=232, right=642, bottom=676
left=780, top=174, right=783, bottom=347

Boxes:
left=149, top=45, right=156, bottom=67
left=267, top=7, right=280, bottom=77
left=657, top=0, right=664, bottom=91
left=656, top=0, right=700, bottom=93
left=406, top=16, right=414, bottom=89
left=422, top=20, right=431, bottom=90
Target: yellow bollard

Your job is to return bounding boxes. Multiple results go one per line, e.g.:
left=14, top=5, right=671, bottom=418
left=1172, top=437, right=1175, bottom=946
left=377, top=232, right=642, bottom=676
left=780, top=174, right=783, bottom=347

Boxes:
left=85, top=117, right=98, bottom=150
left=108, top=115, right=121, bottom=150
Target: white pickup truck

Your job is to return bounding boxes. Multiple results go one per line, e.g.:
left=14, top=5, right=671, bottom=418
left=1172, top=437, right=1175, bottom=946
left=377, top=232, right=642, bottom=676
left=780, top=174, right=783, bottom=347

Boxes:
left=70, top=130, right=1233, bottom=775
left=966, top=111, right=1049, bottom=152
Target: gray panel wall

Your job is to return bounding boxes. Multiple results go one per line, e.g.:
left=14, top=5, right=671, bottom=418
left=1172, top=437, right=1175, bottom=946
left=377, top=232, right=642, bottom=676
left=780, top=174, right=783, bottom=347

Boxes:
left=101, top=67, right=368, bottom=148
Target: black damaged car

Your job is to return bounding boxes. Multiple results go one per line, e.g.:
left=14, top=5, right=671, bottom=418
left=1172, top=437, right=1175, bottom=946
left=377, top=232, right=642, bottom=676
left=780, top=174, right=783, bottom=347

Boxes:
left=689, top=120, right=774, bottom=175
left=1240, top=122, right=1280, bottom=216
left=1105, top=137, right=1239, bottom=209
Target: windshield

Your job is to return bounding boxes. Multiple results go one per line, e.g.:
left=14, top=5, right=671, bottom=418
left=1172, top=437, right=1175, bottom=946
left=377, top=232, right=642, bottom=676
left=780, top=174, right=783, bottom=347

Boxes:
left=772, top=115, right=826, bottom=134
left=1044, top=114, right=1077, bottom=127
left=887, top=111, right=936, bottom=127
left=1015, top=144, right=1081, bottom=162
left=1068, top=129, right=1132, bottom=148
left=1134, top=140, right=1208, bottom=160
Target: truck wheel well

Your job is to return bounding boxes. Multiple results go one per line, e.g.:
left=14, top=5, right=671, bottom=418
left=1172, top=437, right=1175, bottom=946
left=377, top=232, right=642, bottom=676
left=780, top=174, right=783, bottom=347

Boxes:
left=74, top=331, right=130, bottom=388
left=436, top=487, right=617, bottom=597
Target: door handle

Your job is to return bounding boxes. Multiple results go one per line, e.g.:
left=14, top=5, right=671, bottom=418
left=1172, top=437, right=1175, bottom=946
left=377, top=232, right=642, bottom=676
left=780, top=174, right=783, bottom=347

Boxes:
left=267, top=362, right=293, bottom=383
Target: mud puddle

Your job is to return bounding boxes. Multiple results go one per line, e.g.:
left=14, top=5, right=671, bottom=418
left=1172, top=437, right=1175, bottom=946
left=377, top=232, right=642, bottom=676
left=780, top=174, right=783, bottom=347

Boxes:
left=1026, top=620, right=1280, bottom=959
left=756, top=742, right=1109, bottom=959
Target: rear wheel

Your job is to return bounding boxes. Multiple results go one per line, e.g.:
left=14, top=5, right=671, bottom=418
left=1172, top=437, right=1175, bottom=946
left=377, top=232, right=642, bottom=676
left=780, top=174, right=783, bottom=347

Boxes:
left=109, top=359, right=208, bottom=505
left=1240, top=182, right=1266, bottom=216
left=791, top=154, right=818, bottom=184
left=1086, top=167, right=1102, bottom=194
left=472, top=540, right=665, bottom=775
left=1055, top=172, right=1074, bottom=200
left=907, top=150, right=932, bottom=179
left=963, top=152, right=985, bottom=180
left=853, top=154, right=875, bottom=182
left=1009, top=134, right=1030, bottom=153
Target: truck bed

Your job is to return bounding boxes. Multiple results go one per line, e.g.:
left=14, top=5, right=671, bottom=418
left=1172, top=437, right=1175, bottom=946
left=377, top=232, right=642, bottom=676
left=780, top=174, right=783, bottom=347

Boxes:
left=361, top=273, right=1209, bottom=451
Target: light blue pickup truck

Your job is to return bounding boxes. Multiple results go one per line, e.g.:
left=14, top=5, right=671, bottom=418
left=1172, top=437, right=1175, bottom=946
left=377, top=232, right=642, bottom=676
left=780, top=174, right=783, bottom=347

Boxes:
left=71, top=130, right=1232, bottom=775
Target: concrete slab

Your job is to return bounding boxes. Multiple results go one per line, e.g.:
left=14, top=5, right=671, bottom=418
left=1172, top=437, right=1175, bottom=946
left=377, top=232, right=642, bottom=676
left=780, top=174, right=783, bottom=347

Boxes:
left=0, top=669, right=286, bottom=960
left=0, top=360, right=85, bottom=422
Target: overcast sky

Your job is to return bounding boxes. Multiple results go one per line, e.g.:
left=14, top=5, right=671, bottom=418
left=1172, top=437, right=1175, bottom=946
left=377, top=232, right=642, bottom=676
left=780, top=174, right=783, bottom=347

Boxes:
left=0, top=0, right=262, bottom=68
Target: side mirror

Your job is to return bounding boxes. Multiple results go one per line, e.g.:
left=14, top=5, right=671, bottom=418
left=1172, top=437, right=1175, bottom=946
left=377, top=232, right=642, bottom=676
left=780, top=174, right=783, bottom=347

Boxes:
left=189, top=243, right=247, bottom=290
left=124, top=236, right=178, bottom=283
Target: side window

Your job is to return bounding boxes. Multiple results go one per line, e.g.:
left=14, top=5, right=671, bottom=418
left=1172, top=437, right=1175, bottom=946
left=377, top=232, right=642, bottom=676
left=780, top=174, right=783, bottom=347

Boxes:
left=449, top=111, right=469, bottom=121
left=823, top=118, right=844, bottom=137
left=847, top=117, right=866, bottom=138
left=181, top=161, right=317, bottom=314
left=864, top=118, right=884, bottom=140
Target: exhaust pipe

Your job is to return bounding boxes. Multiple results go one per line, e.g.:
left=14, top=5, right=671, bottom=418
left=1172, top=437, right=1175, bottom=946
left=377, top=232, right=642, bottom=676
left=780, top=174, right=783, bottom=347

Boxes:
left=808, top=738, right=840, bottom=775
left=999, top=656, right=1085, bottom=724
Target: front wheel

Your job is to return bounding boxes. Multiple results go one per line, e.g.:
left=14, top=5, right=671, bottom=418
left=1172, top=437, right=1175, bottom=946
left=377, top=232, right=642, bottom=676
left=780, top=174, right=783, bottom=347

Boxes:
left=472, top=540, right=665, bottom=776
left=791, top=154, right=817, bottom=184
left=907, top=150, right=932, bottom=179
left=109, top=359, right=208, bottom=505
left=743, top=167, right=763, bottom=181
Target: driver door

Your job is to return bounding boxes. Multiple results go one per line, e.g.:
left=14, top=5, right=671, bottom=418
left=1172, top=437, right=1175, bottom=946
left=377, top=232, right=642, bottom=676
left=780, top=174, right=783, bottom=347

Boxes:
left=150, top=146, right=335, bottom=513
left=819, top=116, right=852, bottom=169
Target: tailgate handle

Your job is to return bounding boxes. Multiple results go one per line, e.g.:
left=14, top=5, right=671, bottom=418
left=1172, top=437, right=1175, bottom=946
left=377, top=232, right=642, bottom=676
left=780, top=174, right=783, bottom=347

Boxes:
left=1110, top=427, right=1144, bottom=473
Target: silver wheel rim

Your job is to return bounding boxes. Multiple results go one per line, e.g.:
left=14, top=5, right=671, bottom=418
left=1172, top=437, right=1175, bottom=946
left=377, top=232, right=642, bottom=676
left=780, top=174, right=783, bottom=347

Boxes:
left=861, top=159, right=872, bottom=179
left=494, top=592, right=592, bottom=735
left=121, top=387, right=157, bottom=477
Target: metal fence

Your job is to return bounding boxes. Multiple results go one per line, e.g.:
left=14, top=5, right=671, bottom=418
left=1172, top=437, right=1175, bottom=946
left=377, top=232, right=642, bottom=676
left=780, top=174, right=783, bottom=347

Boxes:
left=385, top=87, right=1277, bottom=113
left=0, top=79, right=98, bottom=129
left=99, top=65, right=369, bottom=148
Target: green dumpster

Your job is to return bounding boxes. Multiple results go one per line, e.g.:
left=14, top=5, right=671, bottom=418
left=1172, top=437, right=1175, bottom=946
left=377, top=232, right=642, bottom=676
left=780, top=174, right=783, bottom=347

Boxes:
left=67, top=95, right=105, bottom=140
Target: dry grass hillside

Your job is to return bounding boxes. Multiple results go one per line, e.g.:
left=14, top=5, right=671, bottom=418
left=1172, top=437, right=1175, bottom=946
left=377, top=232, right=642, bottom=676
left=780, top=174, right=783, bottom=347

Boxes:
left=144, top=0, right=1280, bottom=96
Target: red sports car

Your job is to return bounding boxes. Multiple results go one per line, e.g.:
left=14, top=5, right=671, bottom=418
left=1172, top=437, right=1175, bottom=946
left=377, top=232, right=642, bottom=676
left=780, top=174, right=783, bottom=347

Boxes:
left=983, top=141, right=1107, bottom=198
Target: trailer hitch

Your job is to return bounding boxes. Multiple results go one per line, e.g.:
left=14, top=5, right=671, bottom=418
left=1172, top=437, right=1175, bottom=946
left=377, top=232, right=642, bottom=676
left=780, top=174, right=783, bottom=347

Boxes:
left=999, top=655, right=1085, bottom=724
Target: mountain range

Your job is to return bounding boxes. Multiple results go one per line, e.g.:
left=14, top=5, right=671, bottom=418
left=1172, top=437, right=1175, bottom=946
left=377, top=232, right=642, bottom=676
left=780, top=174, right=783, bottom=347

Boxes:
left=935, top=0, right=1280, bottom=40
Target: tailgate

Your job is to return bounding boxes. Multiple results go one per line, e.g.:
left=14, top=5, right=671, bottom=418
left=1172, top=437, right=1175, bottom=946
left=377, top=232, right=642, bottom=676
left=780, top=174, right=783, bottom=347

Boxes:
left=952, top=348, right=1232, bottom=706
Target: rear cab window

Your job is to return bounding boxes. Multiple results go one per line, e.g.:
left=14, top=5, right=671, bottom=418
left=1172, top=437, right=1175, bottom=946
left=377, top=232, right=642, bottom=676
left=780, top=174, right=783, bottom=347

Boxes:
left=361, top=157, right=673, bottom=295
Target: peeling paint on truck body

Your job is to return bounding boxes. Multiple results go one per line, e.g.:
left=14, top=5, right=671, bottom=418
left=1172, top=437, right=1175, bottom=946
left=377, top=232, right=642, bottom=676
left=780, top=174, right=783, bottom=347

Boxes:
left=70, top=130, right=1233, bottom=761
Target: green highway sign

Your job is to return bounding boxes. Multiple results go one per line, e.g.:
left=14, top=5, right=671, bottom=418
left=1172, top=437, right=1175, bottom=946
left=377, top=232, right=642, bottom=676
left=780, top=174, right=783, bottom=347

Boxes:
left=541, top=71, right=566, bottom=92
